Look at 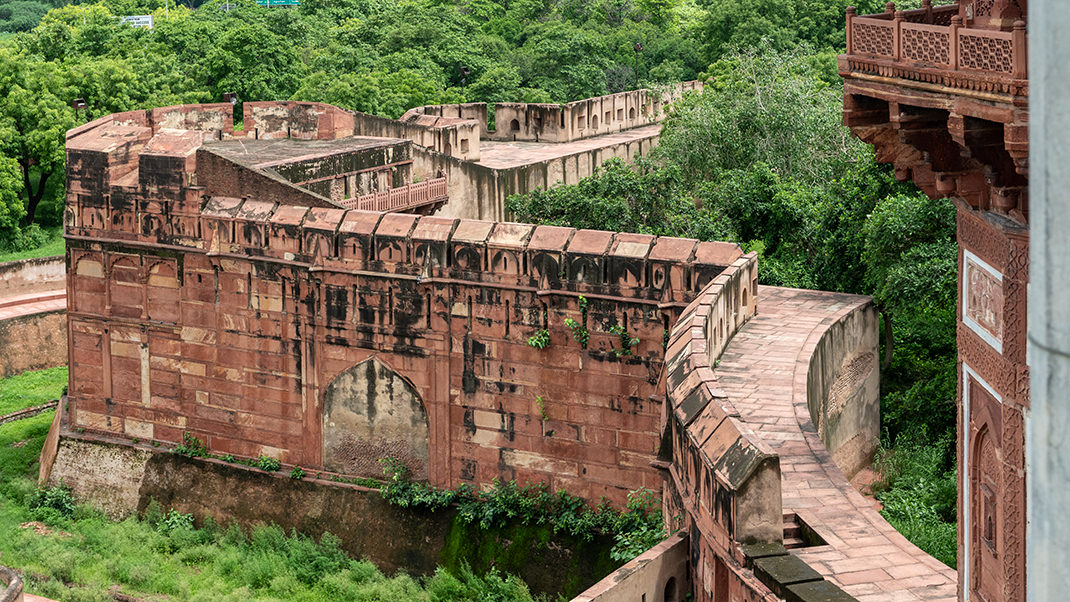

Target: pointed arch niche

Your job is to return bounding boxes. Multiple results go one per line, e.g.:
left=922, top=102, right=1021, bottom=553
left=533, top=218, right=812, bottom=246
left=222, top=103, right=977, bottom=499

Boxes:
left=322, top=357, right=429, bottom=480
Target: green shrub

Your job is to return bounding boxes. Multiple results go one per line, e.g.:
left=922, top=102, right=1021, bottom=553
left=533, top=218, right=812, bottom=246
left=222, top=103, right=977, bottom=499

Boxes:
left=381, top=457, right=665, bottom=562
left=158, top=509, right=195, bottom=534
left=255, top=456, right=281, bottom=472
left=172, top=432, right=209, bottom=458
left=27, top=482, right=75, bottom=520
left=289, top=466, right=306, bottom=480
left=526, top=329, right=550, bottom=349
left=874, top=436, right=958, bottom=567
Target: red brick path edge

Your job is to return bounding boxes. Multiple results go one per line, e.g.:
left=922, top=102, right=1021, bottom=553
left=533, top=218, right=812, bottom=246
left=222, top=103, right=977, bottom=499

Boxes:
left=720, top=286, right=957, bottom=602
left=0, top=291, right=66, bottom=322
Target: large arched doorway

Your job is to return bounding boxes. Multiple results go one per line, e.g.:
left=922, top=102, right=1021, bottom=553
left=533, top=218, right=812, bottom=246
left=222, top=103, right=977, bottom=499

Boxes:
left=322, top=357, right=429, bottom=480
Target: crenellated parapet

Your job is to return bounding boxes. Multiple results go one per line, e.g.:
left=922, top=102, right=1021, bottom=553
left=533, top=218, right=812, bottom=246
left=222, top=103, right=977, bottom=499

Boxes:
left=488, top=81, right=703, bottom=144
left=195, top=200, right=740, bottom=305
left=660, top=254, right=780, bottom=547
left=62, top=105, right=746, bottom=506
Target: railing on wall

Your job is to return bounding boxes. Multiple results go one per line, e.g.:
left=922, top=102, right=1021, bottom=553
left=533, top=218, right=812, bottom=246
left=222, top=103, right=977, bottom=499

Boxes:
left=844, top=1, right=1026, bottom=94
left=342, top=178, right=448, bottom=212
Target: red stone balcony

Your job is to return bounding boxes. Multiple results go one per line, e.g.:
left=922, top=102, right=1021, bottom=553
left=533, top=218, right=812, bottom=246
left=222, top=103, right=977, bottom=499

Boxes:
left=342, top=177, right=449, bottom=213
left=843, top=1, right=1027, bottom=98
left=840, top=1, right=1029, bottom=222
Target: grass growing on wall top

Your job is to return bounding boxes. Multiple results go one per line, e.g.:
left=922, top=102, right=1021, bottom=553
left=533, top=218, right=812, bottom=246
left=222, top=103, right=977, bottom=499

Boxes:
left=0, top=366, right=67, bottom=415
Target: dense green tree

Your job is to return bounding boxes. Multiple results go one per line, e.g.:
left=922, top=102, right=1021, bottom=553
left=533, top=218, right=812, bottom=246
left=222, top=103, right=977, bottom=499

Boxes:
left=204, top=21, right=303, bottom=103
left=0, top=154, right=25, bottom=248
left=507, top=157, right=730, bottom=240
left=0, top=1, right=50, bottom=32
left=0, top=51, right=75, bottom=226
left=657, top=45, right=850, bottom=187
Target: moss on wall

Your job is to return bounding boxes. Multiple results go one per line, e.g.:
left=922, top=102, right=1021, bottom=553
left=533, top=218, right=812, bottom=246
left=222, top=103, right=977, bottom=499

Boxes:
left=439, top=514, right=619, bottom=598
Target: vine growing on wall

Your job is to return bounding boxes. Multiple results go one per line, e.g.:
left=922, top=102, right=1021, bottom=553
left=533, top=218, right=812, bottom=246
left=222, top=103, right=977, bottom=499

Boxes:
left=565, top=295, right=590, bottom=348
left=608, top=325, right=640, bottom=357
left=527, top=329, right=551, bottom=349
left=378, top=458, right=667, bottom=562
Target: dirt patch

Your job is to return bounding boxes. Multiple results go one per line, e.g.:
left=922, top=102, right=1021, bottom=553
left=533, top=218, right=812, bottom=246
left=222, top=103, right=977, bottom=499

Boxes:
left=19, top=521, right=72, bottom=537
left=11, top=439, right=28, bottom=448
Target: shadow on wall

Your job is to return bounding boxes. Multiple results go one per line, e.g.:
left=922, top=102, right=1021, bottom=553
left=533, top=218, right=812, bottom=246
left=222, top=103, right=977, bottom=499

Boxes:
left=322, top=357, right=430, bottom=481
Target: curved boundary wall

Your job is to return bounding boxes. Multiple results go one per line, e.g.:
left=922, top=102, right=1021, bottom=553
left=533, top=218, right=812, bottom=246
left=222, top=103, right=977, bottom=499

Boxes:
left=649, top=259, right=884, bottom=602
left=804, top=303, right=880, bottom=479
left=0, top=256, right=67, bottom=378
left=0, top=566, right=22, bottom=602
left=0, top=256, right=65, bottom=297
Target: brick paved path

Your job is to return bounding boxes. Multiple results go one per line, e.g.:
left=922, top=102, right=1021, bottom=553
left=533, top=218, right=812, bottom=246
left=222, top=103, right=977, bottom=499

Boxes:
left=0, top=290, right=65, bottom=321
left=717, top=286, right=957, bottom=602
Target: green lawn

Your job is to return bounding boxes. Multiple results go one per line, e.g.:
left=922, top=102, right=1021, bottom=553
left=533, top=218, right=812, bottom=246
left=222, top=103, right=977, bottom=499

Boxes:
left=0, top=227, right=64, bottom=264
left=0, top=367, right=545, bottom=601
left=0, top=366, right=67, bottom=416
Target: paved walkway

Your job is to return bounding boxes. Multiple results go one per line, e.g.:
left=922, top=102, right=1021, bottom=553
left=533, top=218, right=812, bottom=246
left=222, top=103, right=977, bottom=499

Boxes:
left=0, top=290, right=65, bottom=321
left=476, top=125, right=661, bottom=169
left=717, top=286, right=957, bottom=602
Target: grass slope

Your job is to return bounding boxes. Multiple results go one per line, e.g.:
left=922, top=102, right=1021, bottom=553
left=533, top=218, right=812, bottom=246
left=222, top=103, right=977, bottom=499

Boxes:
left=0, top=368, right=547, bottom=601
left=0, top=366, right=67, bottom=415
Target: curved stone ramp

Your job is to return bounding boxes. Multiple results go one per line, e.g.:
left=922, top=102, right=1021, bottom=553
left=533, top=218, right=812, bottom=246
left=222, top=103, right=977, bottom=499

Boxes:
left=716, top=286, right=956, bottom=601
left=0, top=291, right=65, bottom=319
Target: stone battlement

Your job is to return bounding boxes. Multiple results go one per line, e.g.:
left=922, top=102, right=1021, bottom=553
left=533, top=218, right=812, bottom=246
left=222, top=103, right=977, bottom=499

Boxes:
left=61, top=100, right=749, bottom=507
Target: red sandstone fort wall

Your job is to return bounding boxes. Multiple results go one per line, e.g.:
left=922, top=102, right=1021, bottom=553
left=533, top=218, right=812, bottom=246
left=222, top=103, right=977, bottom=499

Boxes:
left=63, top=145, right=744, bottom=504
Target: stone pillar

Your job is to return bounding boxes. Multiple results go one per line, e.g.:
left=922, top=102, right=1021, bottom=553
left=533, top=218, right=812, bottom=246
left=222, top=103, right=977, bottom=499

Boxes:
left=1027, top=1, right=1070, bottom=599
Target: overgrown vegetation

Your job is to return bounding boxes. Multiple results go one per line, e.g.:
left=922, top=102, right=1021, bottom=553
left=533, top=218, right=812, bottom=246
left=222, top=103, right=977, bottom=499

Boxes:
left=0, top=375, right=553, bottom=601
left=379, top=458, right=665, bottom=563
left=0, top=369, right=658, bottom=598
left=872, top=437, right=958, bottom=566
left=509, top=46, right=958, bottom=566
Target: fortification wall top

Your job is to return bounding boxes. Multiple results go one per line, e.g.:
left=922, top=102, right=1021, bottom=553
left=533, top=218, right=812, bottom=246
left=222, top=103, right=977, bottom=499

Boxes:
left=660, top=253, right=782, bottom=547
left=487, top=81, right=703, bottom=143
left=194, top=198, right=742, bottom=304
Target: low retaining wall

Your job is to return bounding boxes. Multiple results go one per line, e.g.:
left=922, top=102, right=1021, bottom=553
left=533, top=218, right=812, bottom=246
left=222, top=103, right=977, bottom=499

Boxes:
left=0, top=256, right=64, bottom=297
left=0, top=401, right=59, bottom=426
left=803, top=302, right=880, bottom=479
left=0, top=309, right=66, bottom=378
left=46, top=433, right=619, bottom=598
left=573, top=532, right=688, bottom=602
left=0, top=566, right=23, bottom=602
